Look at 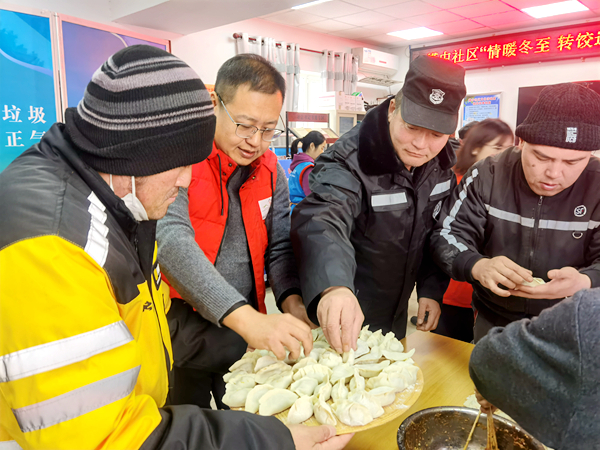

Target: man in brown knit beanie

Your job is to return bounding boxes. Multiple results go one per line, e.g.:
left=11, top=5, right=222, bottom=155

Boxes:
left=431, top=82, right=600, bottom=341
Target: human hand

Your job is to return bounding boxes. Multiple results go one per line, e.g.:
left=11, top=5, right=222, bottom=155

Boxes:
left=416, top=297, right=441, bottom=331
left=509, top=267, right=591, bottom=299
left=288, top=424, right=354, bottom=450
left=471, top=256, right=533, bottom=297
left=318, top=286, right=364, bottom=354
left=222, top=305, right=313, bottom=360
left=475, top=388, right=497, bottom=414
left=282, top=294, right=318, bottom=329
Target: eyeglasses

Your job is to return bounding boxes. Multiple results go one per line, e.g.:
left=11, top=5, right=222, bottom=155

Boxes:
left=217, top=93, right=284, bottom=142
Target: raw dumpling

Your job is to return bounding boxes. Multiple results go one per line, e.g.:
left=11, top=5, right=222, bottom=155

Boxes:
left=244, top=384, right=273, bottom=413
left=222, top=387, right=252, bottom=408
left=382, top=348, right=415, bottom=362
left=359, top=325, right=372, bottom=341
left=287, top=396, right=314, bottom=425
left=331, top=363, right=354, bottom=384
left=384, top=361, right=419, bottom=385
left=331, top=377, right=349, bottom=402
left=355, top=345, right=382, bottom=363
left=223, top=369, right=248, bottom=383
left=255, top=361, right=292, bottom=384
left=332, top=399, right=374, bottom=426
left=228, top=358, right=255, bottom=373
left=258, top=389, right=298, bottom=416
left=342, top=348, right=355, bottom=365
left=368, top=386, right=396, bottom=407
left=225, top=373, right=256, bottom=391
left=319, top=350, right=343, bottom=369
left=354, top=339, right=370, bottom=358
left=313, top=398, right=337, bottom=426
left=292, top=357, right=318, bottom=372
left=290, top=377, right=319, bottom=397
left=264, top=371, right=293, bottom=390
left=293, top=364, right=332, bottom=384
left=308, top=347, right=327, bottom=361
left=254, top=355, right=279, bottom=372
left=313, top=380, right=332, bottom=403
left=312, top=340, right=330, bottom=349
left=366, top=330, right=383, bottom=348
left=366, top=371, right=406, bottom=391
left=311, top=328, right=327, bottom=342
left=355, top=360, right=390, bottom=378
left=521, top=277, right=545, bottom=287
left=380, top=331, right=396, bottom=350
left=385, top=339, right=404, bottom=353
left=349, top=368, right=365, bottom=392
left=348, top=390, right=384, bottom=418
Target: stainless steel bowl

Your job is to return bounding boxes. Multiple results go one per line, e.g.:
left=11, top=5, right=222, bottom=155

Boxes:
left=397, top=406, right=545, bottom=450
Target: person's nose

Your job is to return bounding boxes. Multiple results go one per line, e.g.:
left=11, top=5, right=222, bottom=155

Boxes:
left=246, top=129, right=262, bottom=148
left=412, top=132, right=428, bottom=150
left=178, top=165, right=193, bottom=188
left=545, top=161, right=561, bottom=180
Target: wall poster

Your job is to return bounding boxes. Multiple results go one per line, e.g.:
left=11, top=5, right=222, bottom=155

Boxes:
left=462, top=94, right=501, bottom=126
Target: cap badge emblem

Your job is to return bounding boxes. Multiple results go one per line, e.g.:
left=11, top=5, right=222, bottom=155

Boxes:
left=430, top=89, right=445, bottom=105
left=566, top=127, right=577, bottom=143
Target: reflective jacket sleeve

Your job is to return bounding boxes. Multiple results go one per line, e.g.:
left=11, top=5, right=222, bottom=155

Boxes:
left=430, top=164, right=490, bottom=283
left=0, top=236, right=163, bottom=450
left=141, top=406, right=295, bottom=450
left=290, top=148, right=363, bottom=323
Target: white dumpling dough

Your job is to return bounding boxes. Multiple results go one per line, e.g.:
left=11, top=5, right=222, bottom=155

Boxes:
left=287, top=396, right=314, bottom=424
left=244, top=384, right=273, bottom=414
left=258, top=389, right=298, bottom=416
left=332, top=399, right=374, bottom=426
left=313, top=399, right=337, bottom=426
left=290, top=377, right=319, bottom=397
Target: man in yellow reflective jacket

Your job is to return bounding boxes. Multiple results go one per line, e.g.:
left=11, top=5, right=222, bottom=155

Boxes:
left=0, top=46, right=351, bottom=450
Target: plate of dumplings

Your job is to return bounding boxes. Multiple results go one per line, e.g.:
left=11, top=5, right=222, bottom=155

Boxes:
left=224, top=325, right=424, bottom=434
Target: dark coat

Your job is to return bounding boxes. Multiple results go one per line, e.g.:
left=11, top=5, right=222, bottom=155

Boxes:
left=291, top=99, right=456, bottom=336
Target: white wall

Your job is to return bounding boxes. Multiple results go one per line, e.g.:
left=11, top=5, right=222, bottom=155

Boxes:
left=464, top=57, right=600, bottom=130
left=171, top=18, right=394, bottom=103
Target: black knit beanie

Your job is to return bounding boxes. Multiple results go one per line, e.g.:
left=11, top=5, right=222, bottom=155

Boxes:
left=515, top=83, right=600, bottom=151
left=65, top=45, right=216, bottom=176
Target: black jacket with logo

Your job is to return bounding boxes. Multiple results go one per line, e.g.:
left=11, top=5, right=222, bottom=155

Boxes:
left=290, top=99, right=455, bottom=336
left=430, top=147, right=600, bottom=322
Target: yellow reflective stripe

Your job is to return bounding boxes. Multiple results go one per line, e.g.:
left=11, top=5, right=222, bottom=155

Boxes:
left=0, top=321, right=133, bottom=383
left=13, top=366, right=140, bottom=433
left=0, top=442, right=22, bottom=450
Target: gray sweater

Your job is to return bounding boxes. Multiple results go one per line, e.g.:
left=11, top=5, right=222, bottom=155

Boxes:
left=156, top=162, right=301, bottom=325
left=469, top=288, right=600, bottom=449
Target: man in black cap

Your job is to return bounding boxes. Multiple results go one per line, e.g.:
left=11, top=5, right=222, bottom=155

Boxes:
left=430, top=82, right=600, bottom=342
left=0, top=45, right=351, bottom=450
left=290, top=55, right=467, bottom=351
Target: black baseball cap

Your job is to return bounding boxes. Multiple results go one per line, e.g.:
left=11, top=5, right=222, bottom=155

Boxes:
left=400, top=55, right=467, bottom=135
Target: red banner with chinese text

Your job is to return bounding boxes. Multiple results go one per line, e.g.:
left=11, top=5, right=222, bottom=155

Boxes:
left=410, top=21, right=600, bottom=70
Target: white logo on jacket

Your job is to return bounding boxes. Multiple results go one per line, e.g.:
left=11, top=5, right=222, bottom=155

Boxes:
left=430, top=89, right=445, bottom=105
left=433, top=200, right=442, bottom=219
left=574, top=205, right=586, bottom=217
left=566, top=127, right=577, bottom=143
left=258, top=196, right=272, bottom=220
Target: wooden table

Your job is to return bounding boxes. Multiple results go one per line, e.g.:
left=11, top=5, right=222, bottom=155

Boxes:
left=344, top=332, right=475, bottom=450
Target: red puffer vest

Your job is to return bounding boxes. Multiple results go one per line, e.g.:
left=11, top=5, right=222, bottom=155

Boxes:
left=168, top=143, right=277, bottom=313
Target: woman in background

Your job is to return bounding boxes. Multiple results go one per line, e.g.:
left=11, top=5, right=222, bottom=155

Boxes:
left=288, top=131, right=326, bottom=211
left=434, top=118, right=514, bottom=342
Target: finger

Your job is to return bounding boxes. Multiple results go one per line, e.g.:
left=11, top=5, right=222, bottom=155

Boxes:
left=416, top=302, right=427, bottom=326
left=269, top=341, right=287, bottom=360
left=350, top=311, right=364, bottom=351
left=281, top=334, right=303, bottom=360
left=427, top=308, right=441, bottom=331
left=339, top=304, right=358, bottom=353
left=316, top=433, right=354, bottom=450
left=310, top=425, right=337, bottom=443
left=324, top=304, right=343, bottom=353
left=502, top=260, right=533, bottom=282
left=287, top=321, right=314, bottom=357
left=485, top=278, right=511, bottom=297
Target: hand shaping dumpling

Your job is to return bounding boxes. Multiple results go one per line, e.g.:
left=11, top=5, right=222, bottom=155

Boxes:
left=332, top=399, right=374, bottom=426
left=244, top=384, right=273, bottom=414
left=313, top=398, right=337, bottom=426
left=287, top=396, right=314, bottom=425
left=258, top=389, right=298, bottom=416
left=290, top=377, right=319, bottom=397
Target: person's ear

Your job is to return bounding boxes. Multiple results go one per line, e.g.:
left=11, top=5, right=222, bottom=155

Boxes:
left=308, top=142, right=316, bottom=152
left=388, top=99, right=396, bottom=122
left=517, top=138, right=524, bottom=150
left=210, top=91, right=219, bottom=108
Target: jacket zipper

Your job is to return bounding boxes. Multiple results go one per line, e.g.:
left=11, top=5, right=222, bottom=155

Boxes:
left=529, top=196, right=543, bottom=267
left=213, top=167, right=238, bottom=266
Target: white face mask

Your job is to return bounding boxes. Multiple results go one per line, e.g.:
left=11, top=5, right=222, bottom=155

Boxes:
left=110, top=174, right=149, bottom=221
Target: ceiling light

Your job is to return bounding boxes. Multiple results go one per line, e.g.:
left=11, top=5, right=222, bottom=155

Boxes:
left=522, top=0, right=588, bottom=18
left=292, top=0, right=333, bottom=9
left=387, top=27, right=443, bottom=40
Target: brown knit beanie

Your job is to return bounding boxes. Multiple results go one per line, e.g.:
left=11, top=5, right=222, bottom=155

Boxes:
left=515, top=83, right=600, bottom=151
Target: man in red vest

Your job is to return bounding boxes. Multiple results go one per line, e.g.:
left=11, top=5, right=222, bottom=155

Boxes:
left=157, top=54, right=314, bottom=408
